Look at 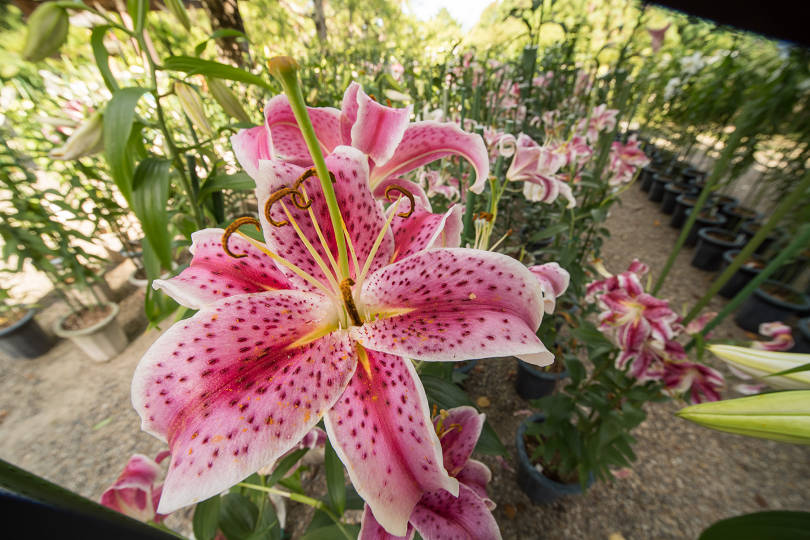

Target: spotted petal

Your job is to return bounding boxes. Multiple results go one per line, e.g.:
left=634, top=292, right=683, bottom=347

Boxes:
left=264, top=94, right=342, bottom=165
left=359, top=505, right=414, bottom=540
left=231, top=125, right=272, bottom=179
left=255, top=146, right=394, bottom=288
left=390, top=205, right=462, bottom=262
left=153, top=229, right=291, bottom=310
left=409, top=483, right=502, bottom=540
left=369, top=122, right=490, bottom=195
left=353, top=248, right=552, bottom=366
left=436, top=406, right=484, bottom=476
left=350, top=85, right=412, bottom=165
left=324, top=350, right=458, bottom=537
left=456, top=459, right=495, bottom=509
left=132, top=291, right=356, bottom=513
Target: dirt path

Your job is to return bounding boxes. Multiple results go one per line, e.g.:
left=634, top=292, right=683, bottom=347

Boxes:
left=0, top=183, right=807, bottom=539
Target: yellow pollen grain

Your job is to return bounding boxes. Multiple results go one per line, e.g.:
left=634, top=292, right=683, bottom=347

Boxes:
left=212, top=435, right=224, bottom=442
left=469, top=293, right=477, bottom=300
left=188, top=448, right=193, bottom=455
left=211, top=315, right=218, bottom=321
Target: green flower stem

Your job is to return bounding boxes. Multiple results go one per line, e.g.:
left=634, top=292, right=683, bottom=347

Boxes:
left=686, top=223, right=810, bottom=351
left=236, top=482, right=354, bottom=540
left=651, top=127, right=743, bottom=295
left=269, top=57, right=349, bottom=280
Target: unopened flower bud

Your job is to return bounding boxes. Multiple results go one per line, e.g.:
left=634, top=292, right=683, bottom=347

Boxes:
left=205, top=77, right=250, bottom=123
left=49, top=111, right=104, bottom=160
left=22, top=2, right=70, bottom=62
left=174, top=81, right=212, bottom=137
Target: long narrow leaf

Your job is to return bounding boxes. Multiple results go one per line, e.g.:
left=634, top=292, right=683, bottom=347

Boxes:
left=163, top=56, right=273, bottom=90
left=131, top=158, right=172, bottom=269
left=91, top=26, right=119, bottom=92
left=103, top=87, right=149, bottom=203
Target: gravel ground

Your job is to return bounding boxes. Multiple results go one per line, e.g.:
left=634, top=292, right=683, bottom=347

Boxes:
left=1, top=183, right=808, bottom=539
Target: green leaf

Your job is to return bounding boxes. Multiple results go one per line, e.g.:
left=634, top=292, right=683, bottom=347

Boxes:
left=699, top=511, right=810, bottom=540
left=131, top=158, right=172, bottom=269
left=199, top=171, right=255, bottom=202
left=193, top=496, right=222, bottom=540
left=194, top=29, right=248, bottom=56
left=768, top=361, right=810, bottom=378
left=420, top=374, right=506, bottom=455
left=163, top=56, right=273, bottom=90
left=324, top=438, right=346, bottom=516
left=265, top=448, right=308, bottom=487
left=103, top=87, right=149, bottom=203
left=300, top=524, right=360, bottom=540
left=219, top=493, right=258, bottom=540
left=127, top=0, right=148, bottom=33
left=529, top=222, right=569, bottom=242
left=91, top=26, right=119, bottom=92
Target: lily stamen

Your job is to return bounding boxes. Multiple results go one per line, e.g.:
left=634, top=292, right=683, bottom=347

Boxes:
left=279, top=201, right=341, bottom=294
left=264, top=168, right=337, bottom=227
left=384, top=183, right=416, bottom=219
left=222, top=217, right=263, bottom=258
left=340, top=278, right=363, bottom=326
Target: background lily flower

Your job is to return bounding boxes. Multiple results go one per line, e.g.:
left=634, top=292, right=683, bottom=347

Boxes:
left=49, top=110, right=104, bottom=160
left=677, top=390, right=810, bottom=445
left=134, top=146, right=552, bottom=536
left=751, top=321, right=795, bottom=351
left=232, top=82, right=489, bottom=195
left=709, top=345, right=810, bottom=390
left=359, top=406, right=500, bottom=540
left=100, top=451, right=169, bottom=523
left=577, top=104, right=618, bottom=143
left=607, top=135, right=650, bottom=186
left=503, top=134, right=575, bottom=207
left=528, top=262, right=571, bottom=314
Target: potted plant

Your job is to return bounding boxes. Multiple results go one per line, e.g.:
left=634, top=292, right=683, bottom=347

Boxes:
left=734, top=280, right=810, bottom=333
left=0, top=290, right=54, bottom=359
left=660, top=182, right=697, bottom=215
left=684, top=208, right=727, bottom=246
left=691, top=227, right=745, bottom=271
left=718, top=249, right=766, bottom=299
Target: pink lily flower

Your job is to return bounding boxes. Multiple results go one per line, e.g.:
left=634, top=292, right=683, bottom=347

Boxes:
left=577, top=104, right=618, bottom=143
left=662, top=361, right=724, bottom=404
left=751, top=322, right=795, bottom=352
left=133, top=146, right=552, bottom=535
left=421, top=170, right=461, bottom=202
left=100, top=451, right=170, bottom=523
left=231, top=83, right=489, bottom=195
left=647, top=23, right=671, bottom=52
left=528, top=262, right=570, bottom=314
left=607, top=136, right=650, bottom=186
left=359, top=406, right=500, bottom=540
left=503, top=134, right=575, bottom=208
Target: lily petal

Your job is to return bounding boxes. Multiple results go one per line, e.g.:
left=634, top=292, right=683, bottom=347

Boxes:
left=456, top=459, right=495, bottom=510
left=351, top=85, right=412, bottom=165
left=373, top=177, right=432, bottom=212
left=410, top=483, right=502, bottom=540
left=369, top=121, right=490, bottom=194
left=255, top=146, right=394, bottom=286
left=390, top=205, right=462, bottom=262
left=231, top=125, right=272, bottom=179
left=359, top=505, right=415, bottom=540
left=264, top=94, right=342, bottom=165
left=153, top=229, right=291, bottom=310
left=436, top=406, right=484, bottom=476
left=324, top=350, right=458, bottom=537
left=528, top=262, right=570, bottom=314
left=354, top=248, right=552, bottom=366
left=100, top=454, right=162, bottom=522
left=132, top=292, right=356, bottom=513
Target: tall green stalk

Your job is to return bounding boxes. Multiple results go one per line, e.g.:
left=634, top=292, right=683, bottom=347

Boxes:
left=683, top=169, right=810, bottom=324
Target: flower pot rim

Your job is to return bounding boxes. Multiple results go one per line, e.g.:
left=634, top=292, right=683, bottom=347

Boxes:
left=722, top=249, right=764, bottom=268
left=663, top=182, right=689, bottom=192
left=721, top=203, right=762, bottom=219
left=675, top=193, right=698, bottom=205
left=516, top=359, right=569, bottom=380
left=0, top=308, right=37, bottom=337
left=754, top=281, right=810, bottom=311
left=53, top=302, right=120, bottom=338
left=516, top=413, right=592, bottom=494
left=697, top=227, right=743, bottom=247
left=685, top=208, right=727, bottom=225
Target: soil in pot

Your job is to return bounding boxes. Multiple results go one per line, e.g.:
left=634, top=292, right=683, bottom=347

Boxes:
left=515, top=357, right=568, bottom=400
left=61, top=304, right=114, bottom=331
left=691, top=228, right=744, bottom=271
left=741, top=222, right=781, bottom=256
left=734, top=280, right=810, bottom=332
left=718, top=250, right=766, bottom=299
left=0, top=309, right=55, bottom=359
left=721, top=204, right=761, bottom=231
left=516, top=414, right=592, bottom=505
left=647, top=174, right=670, bottom=203
left=684, top=209, right=727, bottom=247
left=54, top=303, right=128, bottom=363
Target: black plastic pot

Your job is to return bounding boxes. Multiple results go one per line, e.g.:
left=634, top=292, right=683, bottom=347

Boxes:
left=773, top=252, right=810, bottom=285
left=680, top=167, right=705, bottom=185
left=734, top=281, right=810, bottom=332
left=740, top=221, right=781, bottom=256
left=718, top=250, right=765, bottom=299
left=691, top=228, right=745, bottom=271
left=647, top=173, right=670, bottom=202
left=660, top=183, right=694, bottom=215
left=516, top=413, right=592, bottom=505
left=684, top=209, right=727, bottom=247
left=515, top=359, right=569, bottom=400
left=793, top=318, right=810, bottom=354
left=670, top=194, right=699, bottom=229
left=639, top=166, right=659, bottom=192
left=0, top=310, right=55, bottom=359
left=720, top=204, right=762, bottom=231
left=714, top=195, right=739, bottom=212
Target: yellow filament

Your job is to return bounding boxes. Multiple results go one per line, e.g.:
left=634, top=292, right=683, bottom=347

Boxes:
left=339, top=218, right=361, bottom=280
left=357, top=197, right=403, bottom=286
left=279, top=201, right=340, bottom=294
left=234, top=231, right=337, bottom=301
left=355, top=343, right=373, bottom=379
left=300, top=185, right=341, bottom=280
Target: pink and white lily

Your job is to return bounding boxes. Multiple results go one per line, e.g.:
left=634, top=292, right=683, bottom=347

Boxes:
left=528, top=262, right=570, bottom=315
left=607, top=136, right=650, bottom=186
left=751, top=322, right=795, bottom=352
left=359, top=406, right=500, bottom=540
left=100, top=451, right=170, bottom=523
left=231, top=82, right=489, bottom=195
left=133, top=146, right=551, bottom=536
left=577, top=104, right=618, bottom=143
left=503, top=134, right=575, bottom=208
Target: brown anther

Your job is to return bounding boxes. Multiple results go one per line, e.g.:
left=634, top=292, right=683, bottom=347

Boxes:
left=385, top=99, right=392, bottom=107
left=263, top=168, right=335, bottom=226
left=368, top=93, right=377, bottom=102
left=222, top=217, right=262, bottom=258
left=340, top=278, right=363, bottom=326
left=476, top=211, right=494, bottom=222
left=384, top=183, right=416, bottom=218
